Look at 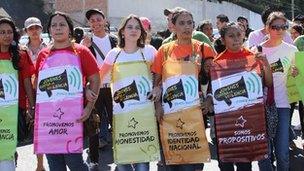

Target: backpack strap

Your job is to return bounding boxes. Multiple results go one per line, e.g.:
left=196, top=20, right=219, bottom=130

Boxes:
left=109, top=34, right=118, bottom=49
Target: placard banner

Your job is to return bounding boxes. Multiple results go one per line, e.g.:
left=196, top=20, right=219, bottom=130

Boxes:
left=160, top=107, right=210, bottom=165
left=295, top=52, right=304, bottom=101
left=35, top=51, right=83, bottom=154
left=112, top=61, right=160, bottom=164
left=211, top=71, right=263, bottom=114
left=211, top=56, right=268, bottom=162
left=215, top=103, right=268, bottom=162
left=0, top=60, right=18, bottom=160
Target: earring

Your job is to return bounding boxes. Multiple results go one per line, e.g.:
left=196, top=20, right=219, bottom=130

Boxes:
left=122, top=34, right=125, bottom=39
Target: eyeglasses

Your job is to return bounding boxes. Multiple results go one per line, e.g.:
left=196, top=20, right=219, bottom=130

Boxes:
left=270, top=25, right=288, bottom=31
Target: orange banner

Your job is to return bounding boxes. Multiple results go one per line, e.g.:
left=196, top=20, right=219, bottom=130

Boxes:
left=160, top=107, right=210, bottom=165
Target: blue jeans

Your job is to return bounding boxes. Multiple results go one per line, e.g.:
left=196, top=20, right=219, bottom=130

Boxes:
left=46, top=153, right=88, bottom=171
left=259, top=108, right=290, bottom=171
left=116, top=162, right=149, bottom=171
left=162, top=163, right=203, bottom=171
left=0, top=160, right=15, bottom=171
left=258, top=140, right=274, bottom=171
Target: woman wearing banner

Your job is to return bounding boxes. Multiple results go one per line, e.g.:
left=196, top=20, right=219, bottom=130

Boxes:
left=34, top=12, right=100, bottom=171
left=97, top=14, right=160, bottom=171
left=257, top=12, right=297, bottom=171
left=152, top=9, right=215, bottom=170
left=204, top=22, right=273, bottom=171
left=0, top=18, right=35, bottom=171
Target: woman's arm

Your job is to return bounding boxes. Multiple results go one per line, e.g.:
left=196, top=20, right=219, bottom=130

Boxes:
left=77, top=73, right=100, bottom=122
left=153, top=73, right=164, bottom=122
left=255, top=52, right=273, bottom=88
left=24, top=77, right=35, bottom=117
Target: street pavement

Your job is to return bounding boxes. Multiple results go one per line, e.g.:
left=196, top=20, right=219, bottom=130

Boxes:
left=16, top=110, right=304, bottom=171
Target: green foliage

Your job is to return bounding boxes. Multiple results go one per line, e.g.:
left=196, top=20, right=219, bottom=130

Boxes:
left=214, top=0, right=304, bottom=19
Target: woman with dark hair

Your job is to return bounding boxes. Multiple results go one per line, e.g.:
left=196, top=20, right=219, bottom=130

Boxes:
left=34, top=11, right=100, bottom=171
left=98, top=14, right=160, bottom=171
left=259, top=12, right=298, bottom=171
left=197, top=20, right=214, bottom=43
left=290, top=24, right=303, bottom=41
left=0, top=17, right=35, bottom=171
left=152, top=9, right=215, bottom=171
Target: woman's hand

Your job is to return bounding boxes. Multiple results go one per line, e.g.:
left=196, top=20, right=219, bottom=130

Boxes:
left=81, top=35, right=92, bottom=47
left=147, top=86, right=162, bottom=101
left=255, top=52, right=269, bottom=65
left=77, top=106, right=91, bottom=123
left=155, top=102, right=164, bottom=123
left=201, top=96, right=214, bottom=115
left=291, top=65, right=299, bottom=77
left=86, top=88, right=98, bottom=102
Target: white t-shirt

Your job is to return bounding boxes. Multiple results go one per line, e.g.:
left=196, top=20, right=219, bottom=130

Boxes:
left=262, top=42, right=298, bottom=108
left=248, top=29, right=293, bottom=47
left=92, top=34, right=112, bottom=84
left=104, top=45, right=156, bottom=65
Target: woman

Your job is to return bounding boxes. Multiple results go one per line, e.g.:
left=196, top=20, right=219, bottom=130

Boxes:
left=98, top=14, right=159, bottom=171
left=197, top=20, right=214, bottom=43
left=152, top=9, right=215, bottom=171
left=34, top=12, right=100, bottom=171
left=204, top=22, right=272, bottom=171
left=259, top=12, right=298, bottom=171
left=290, top=24, right=303, bottom=41
left=0, top=18, right=35, bottom=171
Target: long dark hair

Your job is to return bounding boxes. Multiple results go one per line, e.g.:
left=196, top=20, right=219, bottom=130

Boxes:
left=47, top=11, right=74, bottom=40
left=0, top=18, right=20, bottom=70
left=118, top=14, right=146, bottom=48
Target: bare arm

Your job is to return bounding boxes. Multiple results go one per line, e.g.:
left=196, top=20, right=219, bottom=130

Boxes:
left=255, top=52, right=273, bottom=88
left=77, top=73, right=100, bottom=122
left=153, top=73, right=164, bottom=122
left=24, top=77, right=35, bottom=117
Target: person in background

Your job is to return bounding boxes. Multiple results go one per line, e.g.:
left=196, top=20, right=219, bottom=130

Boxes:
left=23, top=16, right=47, bottom=171
left=140, top=16, right=163, bottom=50
left=290, top=24, right=303, bottom=41
left=162, top=7, right=213, bottom=47
left=293, top=14, right=304, bottom=27
left=197, top=20, right=214, bottom=43
left=214, top=14, right=229, bottom=53
left=237, top=16, right=254, bottom=38
left=23, top=17, right=47, bottom=64
left=74, top=27, right=84, bottom=44
left=248, top=7, right=293, bottom=47
left=81, top=8, right=118, bottom=169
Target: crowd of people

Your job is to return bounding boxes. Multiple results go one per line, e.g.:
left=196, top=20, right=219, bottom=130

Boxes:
left=0, top=5, right=304, bottom=171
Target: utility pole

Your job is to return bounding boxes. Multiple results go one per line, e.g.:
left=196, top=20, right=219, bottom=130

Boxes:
left=291, top=0, right=295, bottom=19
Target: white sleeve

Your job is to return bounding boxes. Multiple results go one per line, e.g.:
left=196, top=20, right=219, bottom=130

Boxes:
left=144, top=45, right=157, bottom=63
left=283, top=33, right=294, bottom=45
left=104, top=48, right=119, bottom=65
left=248, top=32, right=258, bottom=48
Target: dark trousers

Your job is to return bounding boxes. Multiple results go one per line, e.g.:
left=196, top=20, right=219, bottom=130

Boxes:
left=218, top=161, right=252, bottom=171
left=88, top=88, right=113, bottom=163
left=88, top=133, right=99, bottom=163
left=95, top=88, right=113, bottom=131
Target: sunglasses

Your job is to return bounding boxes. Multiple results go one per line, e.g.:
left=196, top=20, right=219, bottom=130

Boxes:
left=270, top=25, right=288, bottom=31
